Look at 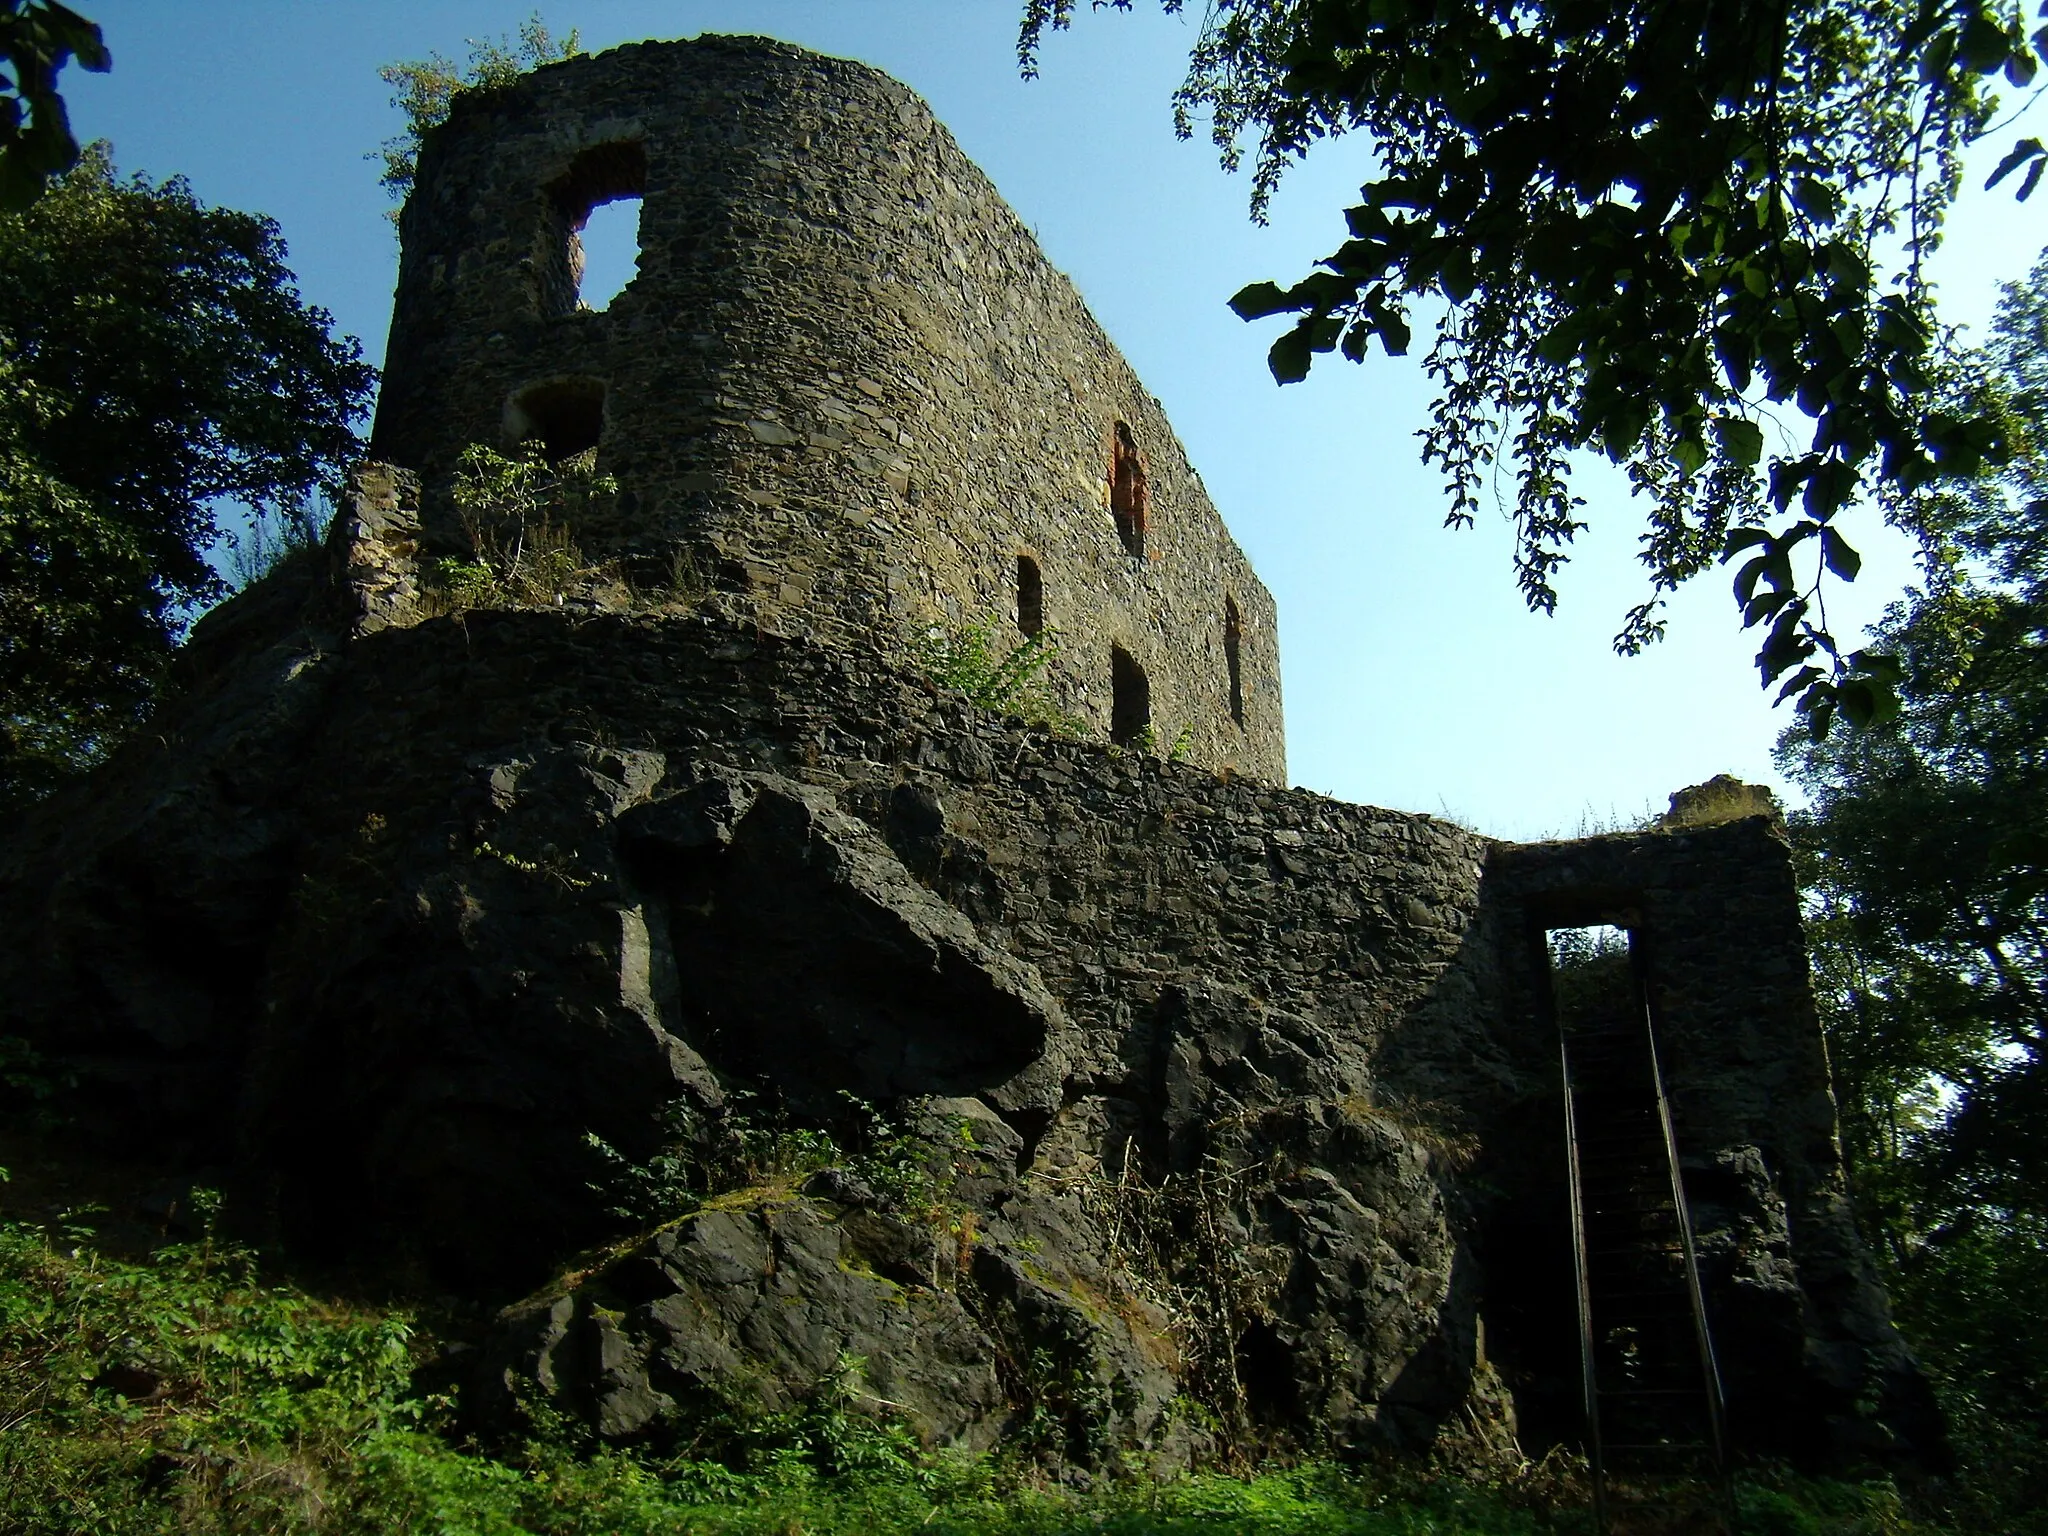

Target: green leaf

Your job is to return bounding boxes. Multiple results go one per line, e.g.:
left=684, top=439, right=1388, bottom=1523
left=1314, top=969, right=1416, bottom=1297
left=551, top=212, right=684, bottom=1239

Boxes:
left=1837, top=678, right=1879, bottom=728
left=1773, top=664, right=1825, bottom=704
left=1803, top=458, right=1858, bottom=519
left=1536, top=319, right=1581, bottom=364
left=1847, top=647, right=1904, bottom=685
left=1819, top=526, right=1862, bottom=581
left=1791, top=177, right=1840, bottom=221
left=1723, top=525, right=1772, bottom=557
left=1714, top=417, right=1765, bottom=466
left=1744, top=586, right=1797, bottom=627
left=1799, top=681, right=1837, bottom=737
left=1229, top=280, right=1294, bottom=321
left=1268, top=324, right=1315, bottom=385
left=1757, top=603, right=1815, bottom=677
left=1960, top=10, right=2013, bottom=72
left=1985, top=138, right=2046, bottom=190
left=1439, top=247, right=1475, bottom=304
left=1377, top=310, right=1412, bottom=356
left=1734, top=553, right=1774, bottom=607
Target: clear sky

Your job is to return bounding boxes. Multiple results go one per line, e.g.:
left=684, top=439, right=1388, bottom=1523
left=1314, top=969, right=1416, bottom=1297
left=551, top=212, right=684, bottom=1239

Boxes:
left=58, top=1, right=2046, bottom=839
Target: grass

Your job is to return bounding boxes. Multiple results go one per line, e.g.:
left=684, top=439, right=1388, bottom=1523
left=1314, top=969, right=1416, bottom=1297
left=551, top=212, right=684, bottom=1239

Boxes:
left=0, top=1199, right=1967, bottom=1536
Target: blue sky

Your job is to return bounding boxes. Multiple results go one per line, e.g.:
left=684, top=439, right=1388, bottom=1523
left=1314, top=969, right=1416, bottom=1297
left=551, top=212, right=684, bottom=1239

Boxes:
left=60, top=1, right=2045, bottom=839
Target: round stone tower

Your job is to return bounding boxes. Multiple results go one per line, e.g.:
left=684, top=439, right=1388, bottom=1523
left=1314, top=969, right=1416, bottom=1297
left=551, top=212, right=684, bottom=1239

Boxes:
left=372, top=34, right=1284, bottom=781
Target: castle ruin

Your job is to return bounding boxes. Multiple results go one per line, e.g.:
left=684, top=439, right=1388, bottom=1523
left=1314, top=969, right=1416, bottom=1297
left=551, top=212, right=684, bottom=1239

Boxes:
left=0, top=36, right=1935, bottom=1484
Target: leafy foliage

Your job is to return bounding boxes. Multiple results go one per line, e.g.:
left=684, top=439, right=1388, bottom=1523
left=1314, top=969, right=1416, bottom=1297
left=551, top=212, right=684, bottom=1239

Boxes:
left=0, top=1196, right=1939, bottom=1534
left=584, top=1092, right=969, bottom=1230
left=426, top=443, right=619, bottom=612
left=375, top=13, right=581, bottom=215
left=1779, top=249, right=2048, bottom=1534
left=0, top=0, right=107, bottom=211
left=1019, top=0, right=2042, bottom=726
left=915, top=619, right=1088, bottom=737
left=0, top=145, right=373, bottom=801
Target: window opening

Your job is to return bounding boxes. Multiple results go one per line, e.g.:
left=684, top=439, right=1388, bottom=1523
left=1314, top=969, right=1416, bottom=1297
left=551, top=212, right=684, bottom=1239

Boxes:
left=1017, top=554, right=1044, bottom=638
left=1109, top=420, right=1147, bottom=557
left=544, top=140, right=648, bottom=316
left=576, top=198, right=642, bottom=311
left=1224, top=595, right=1244, bottom=727
left=1110, top=645, right=1150, bottom=746
left=505, top=377, right=606, bottom=463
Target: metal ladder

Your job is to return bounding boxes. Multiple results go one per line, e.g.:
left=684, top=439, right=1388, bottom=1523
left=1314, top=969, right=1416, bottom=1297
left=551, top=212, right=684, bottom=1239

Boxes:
left=1560, top=969, right=1735, bottom=1533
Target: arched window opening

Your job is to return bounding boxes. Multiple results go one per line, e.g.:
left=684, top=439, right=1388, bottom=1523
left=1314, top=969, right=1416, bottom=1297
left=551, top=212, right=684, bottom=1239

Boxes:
left=505, top=377, right=606, bottom=463
left=1224, top=596, right=1245, bottom=728
left=1111, top=645, right=1150, bottom=746
left=544, top=140, right=648, bottom=316
left=1017, top=554, right=1044, bottom=638
left=1109, top=420, right=1147, bottom=558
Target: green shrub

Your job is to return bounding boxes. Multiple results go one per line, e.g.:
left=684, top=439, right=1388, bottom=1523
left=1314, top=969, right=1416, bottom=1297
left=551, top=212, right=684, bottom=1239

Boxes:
left=915, top=620, right=1087, bottom=738
left=423, top=444, right=620, bottom=613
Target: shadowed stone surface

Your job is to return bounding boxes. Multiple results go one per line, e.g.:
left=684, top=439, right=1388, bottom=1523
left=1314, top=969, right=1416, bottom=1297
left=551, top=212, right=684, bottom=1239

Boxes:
left=0, top=530, right=1934, bottom=1469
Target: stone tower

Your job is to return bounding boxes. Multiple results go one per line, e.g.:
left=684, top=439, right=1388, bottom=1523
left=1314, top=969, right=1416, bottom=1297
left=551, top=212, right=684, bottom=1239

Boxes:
left=371, top=35, right=1284, bottom=781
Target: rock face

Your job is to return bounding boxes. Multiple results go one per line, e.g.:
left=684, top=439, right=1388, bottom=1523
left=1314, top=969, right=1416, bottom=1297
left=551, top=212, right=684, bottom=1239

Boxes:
left=0, top=32, right=1938, bottom=1480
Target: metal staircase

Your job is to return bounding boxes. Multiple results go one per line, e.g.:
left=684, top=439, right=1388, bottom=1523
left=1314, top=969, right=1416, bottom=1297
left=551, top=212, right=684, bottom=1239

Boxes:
left=1557, top=945, right=1735, bottom=1533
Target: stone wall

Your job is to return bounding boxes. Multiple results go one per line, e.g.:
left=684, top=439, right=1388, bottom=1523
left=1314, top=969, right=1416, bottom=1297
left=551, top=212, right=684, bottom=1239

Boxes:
left=1472, top=830, right=1940, bottom=1466
left=0, top=520, right=1931, bottom=1470
left=371, top=35, right=1283, bottom=781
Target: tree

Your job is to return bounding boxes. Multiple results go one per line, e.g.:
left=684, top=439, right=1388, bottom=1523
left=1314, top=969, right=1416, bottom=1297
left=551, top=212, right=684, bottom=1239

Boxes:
left=1779, top=250, right=2048, bottom=1527
left=1021, top=0, right=2044, bottom=730
left=0, top=146, right=375, bottom=800
left=0, top=0, right=106, bottom=210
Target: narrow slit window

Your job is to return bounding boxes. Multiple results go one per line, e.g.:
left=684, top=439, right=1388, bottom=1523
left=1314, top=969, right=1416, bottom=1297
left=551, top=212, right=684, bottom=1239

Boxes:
left=543, top=140, right=649, bottom=316
left=1224, top=595, right=1244, bottom=727
left=1017, top=554, right=1044, bottom=638
left=1109, top=421, right=1147, bottom=557
left=1110, top=645, right=1150, bottom=746
left=505, top=377, right=606, bottom=463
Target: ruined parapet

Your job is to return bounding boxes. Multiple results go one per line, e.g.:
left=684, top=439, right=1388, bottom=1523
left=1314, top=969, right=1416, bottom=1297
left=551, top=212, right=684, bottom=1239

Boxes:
left=371, top=35, right=1283, bottom=781
left=332, top=462, right=424, bottom=637
left=1466, top=821, right=1941, bottom=1470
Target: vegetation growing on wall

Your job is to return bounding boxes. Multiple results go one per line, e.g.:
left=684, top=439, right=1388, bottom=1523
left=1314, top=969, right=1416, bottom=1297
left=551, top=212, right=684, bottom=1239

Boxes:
left=423, top=444, right=621, bottom=613
left=915, top=619, right=1089, bottom=739
left=374, top=13, right=581, bottom=215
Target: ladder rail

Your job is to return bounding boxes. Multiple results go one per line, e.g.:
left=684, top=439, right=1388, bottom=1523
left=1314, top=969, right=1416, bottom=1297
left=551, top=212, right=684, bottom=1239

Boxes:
left=1640, top=988, right=1740, bottom=1531
left=1560, top=1028, right=1610, bottom=1534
